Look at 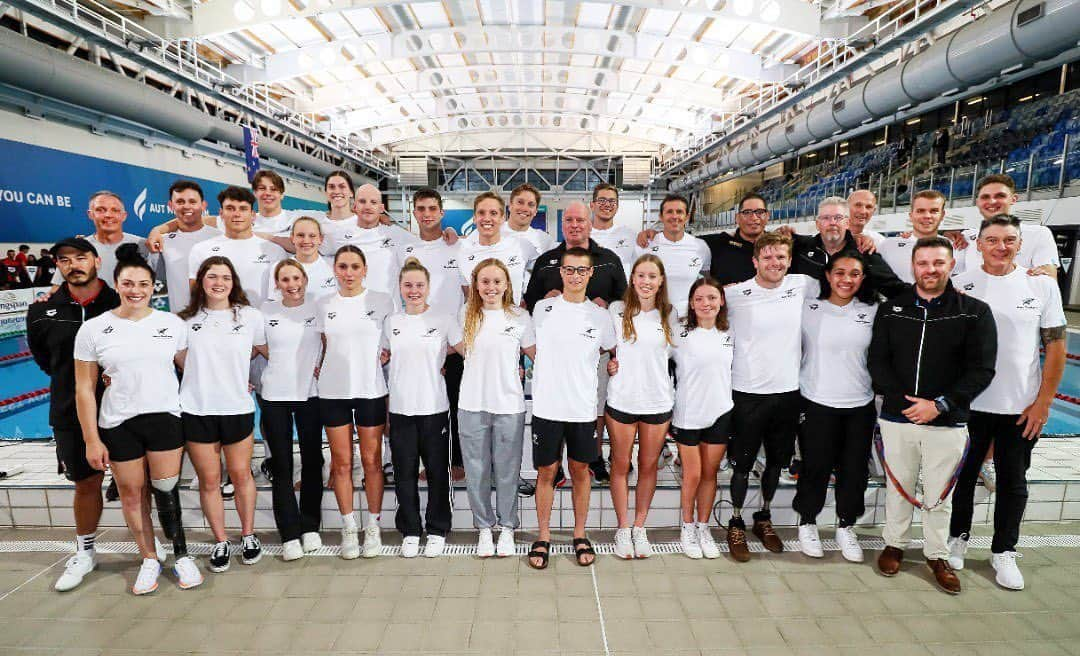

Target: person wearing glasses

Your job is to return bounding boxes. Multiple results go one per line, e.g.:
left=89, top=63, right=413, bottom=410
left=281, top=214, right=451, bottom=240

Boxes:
left=588, top=184, right=637, bottom=281
left=633, top=194, right=710, bottom=317
left=701, top=193, right=770, bottom=286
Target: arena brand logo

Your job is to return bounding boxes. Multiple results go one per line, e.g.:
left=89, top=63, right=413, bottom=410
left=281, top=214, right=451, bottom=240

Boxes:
left=742, top=289, right=752, bottom=296
left=405, top=246, right=414, bottom=254
left=167, top=233, right=177, bottom=240
left=545, top=305, right=553, bottom=312
left=650, top=246, right=660, bottom=253
left=680, top=329, right=689, bottom=338
left=808, top=303, right=819, bottom=310
left=467, top=254, right=477, bottom=261
left=268, top=320, right=279, bottom=327
left=898, top=242, right=909, bottom=248
left=963, top=283, right=975, bottom=291
left=45, top=309, right=57, bottom=316
left=892, top=306, right=903, bottom=312
left=501, top=326, right=519, bottom=338
left=102, top=325, right=114, bottom=334
left=392, top=328, right=400, bottom=335
left=191, top=323, right=202, bottom=331
left=211, top=247, right=222, bottom=252
left=327, top=312, right=337, bottom=320
left=855, top=312, right=872, bottom=325
left=617, top=239, right=627, bottom=248
left=366, top=310, right=375, bottom=317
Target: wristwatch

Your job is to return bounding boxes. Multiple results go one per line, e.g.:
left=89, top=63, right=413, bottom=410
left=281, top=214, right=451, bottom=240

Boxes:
left=933, top=396, right=950, bottom=415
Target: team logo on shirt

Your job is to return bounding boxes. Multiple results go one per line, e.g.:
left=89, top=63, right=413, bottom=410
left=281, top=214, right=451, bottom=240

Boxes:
left=255, top=254, right=269, bottom=263
left=963, top=283, right=975, bottom=291
left=366, top=310, right=375, bottom=317
left=102, top=325, right=114, bottom=334
left=723, top=335, right=734, bottom=346
left=507, top=256, right=520, bottom=266
left=855, top=313, right=872, bottom=325
left=321, top=277, right=335, bottom=288
left=231, top=325, right=244, bottom=333
left=45, top=309, right=57, bottom=316
left=344, top=233, right=354, bottom=240
left=467, top=254, right=477, bottom=261
left=268, top=320, right=279, bottom=327
left=423, top=328, right=438, bottom=338
left=304, top=317, right=315, bottom=326
left=616, top=239, right=627, bottom=247
left=445, top=259, right=457, bottom=268
left=781, top=288, right=797, bottom=299
left=689, top=257, right=701, bottom=268
left=581, top=327, right=598, bottom=340
left=381, top=238, right=393, bottom=248
left=501, top=326, right=520, bottom=338
left=1017, top=297, right=1039, bottom=310
left=153, top=328, right=173, bottom=339
left=327, top=312, right=337, bottom=320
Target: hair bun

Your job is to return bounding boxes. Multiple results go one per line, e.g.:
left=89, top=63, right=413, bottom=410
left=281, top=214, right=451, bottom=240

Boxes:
left=114, top=243, right=146, bottom=266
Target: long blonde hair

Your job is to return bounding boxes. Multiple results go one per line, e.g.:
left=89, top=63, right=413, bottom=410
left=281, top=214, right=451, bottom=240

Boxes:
left=621, top=254, right=674, bottom=345
left=462, top=258, right=515, bottom=355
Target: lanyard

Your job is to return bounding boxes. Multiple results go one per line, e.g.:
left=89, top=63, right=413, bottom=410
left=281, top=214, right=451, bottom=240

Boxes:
left=873, top=428, right=970, bottom=511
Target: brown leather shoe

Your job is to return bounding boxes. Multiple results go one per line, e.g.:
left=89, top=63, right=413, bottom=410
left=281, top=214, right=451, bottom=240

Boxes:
left=877, top=546, right=904, bottom=576
left=752, top=517, right=783, bottom=553
left=727, top=520, right=751, bottom=563
left=927, top=558, right=961, bottom=595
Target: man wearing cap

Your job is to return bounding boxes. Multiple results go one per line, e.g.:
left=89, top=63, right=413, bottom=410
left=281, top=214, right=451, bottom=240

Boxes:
left=27, top=237, right=120, bottom=592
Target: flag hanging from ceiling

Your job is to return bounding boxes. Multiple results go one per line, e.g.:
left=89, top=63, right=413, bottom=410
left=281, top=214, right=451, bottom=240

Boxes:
left=242, top=125, right=260, bottom=184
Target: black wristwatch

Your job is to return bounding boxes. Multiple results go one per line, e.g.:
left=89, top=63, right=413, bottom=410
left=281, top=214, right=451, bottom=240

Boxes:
left=933, top=396, right=950, bottom=415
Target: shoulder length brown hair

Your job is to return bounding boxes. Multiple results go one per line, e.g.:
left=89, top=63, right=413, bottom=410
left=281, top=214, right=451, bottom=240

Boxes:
left=620, top=254, right=675, bottom=345
left=179, top=256, right=251, bottom=321
left=683, top=276, right=729, bottom=331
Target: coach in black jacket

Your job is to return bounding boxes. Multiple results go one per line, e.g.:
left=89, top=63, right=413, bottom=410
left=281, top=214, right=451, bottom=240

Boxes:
left=867, top=236, right=996, bottom=595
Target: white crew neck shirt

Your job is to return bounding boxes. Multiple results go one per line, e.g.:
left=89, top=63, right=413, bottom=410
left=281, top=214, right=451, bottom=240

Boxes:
left=259, top=299, right=322, bottom=402
left=672, top=324, right=735, bottom=429
left=396, top=238, right=463, bottom=316
left=634, top=232, right=711, bottom=316
left=878, top=234, right=967, bottom=284
left=860, top=228, right=887, bottom=248
left=962, top=223, right=1061, bottom=271
left=800, top=297, right=878, bottom=407
left=457, top=236, right=537, bottom=305
left=187, top=235, right=287, bottom=306
left=317, top=289, right=394, bottom=399
left=160, top=225, right=221, bottom=312
left=266, top=256, right=337, bottom=302
left=449, top=305, right=535, bottom=415
left=73, top=309, right=185, bottom=429
left=591, top=224, right=639, bottom=282
left=532, top=296, right=617, bottom=423
left=606, top=301, right=678, bottom=414
left=178, top=305, right=265, bottom=415
left=726, top=274, right=818, bottom=394
left=320, top=221, right=419, bottom=297
left=501, top=224, right=555, bottom=257
left=254, top=209, right=299, bottom=236
left=954, top=266, right=1066, bottom=414
left=383, top=309, right=454, bottom=416
left=52, top=233, right=152, bottom=288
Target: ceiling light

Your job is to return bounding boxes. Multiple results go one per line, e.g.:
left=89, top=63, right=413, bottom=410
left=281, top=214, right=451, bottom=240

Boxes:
left=319, top=46, right=337, bottom=65
left=233, top=0, right=255, bottom=21
left=732, top=0, right=755, bottom=17
left=260, top=0, right=281, bottom=16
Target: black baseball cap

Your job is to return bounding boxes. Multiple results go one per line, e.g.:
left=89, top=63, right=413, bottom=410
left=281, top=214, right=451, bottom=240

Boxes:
left=49, top=237, right=98, bottom=257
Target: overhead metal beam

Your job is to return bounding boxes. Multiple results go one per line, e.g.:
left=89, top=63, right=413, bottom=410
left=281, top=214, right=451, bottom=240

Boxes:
left=390, top=129, right=660, bottom=158
left=228, top=25, right=793, bottom=84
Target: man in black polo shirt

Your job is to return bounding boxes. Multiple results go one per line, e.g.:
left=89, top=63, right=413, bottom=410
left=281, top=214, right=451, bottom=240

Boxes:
left=701, top=193, right=769, bottom=285
left=27, top=237, right=120, bottom=592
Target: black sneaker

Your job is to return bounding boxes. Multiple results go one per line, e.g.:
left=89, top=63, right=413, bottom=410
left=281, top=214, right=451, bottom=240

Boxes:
left=517, top=478, right=536, bottom=497
left=589, top=459, right=610, bottom=485
left=382, top=462, right=395, bottom=486
left=241, top=534, right=262, bottom=565
left=552, top=467, right=567, bottom=488
left=260, top=457, right=274, bottom=482
left=221, top=475, right=235, bottom=501
left=105, top=476, right=120, bottom=502
left=209, top=541, right=231, bottom=573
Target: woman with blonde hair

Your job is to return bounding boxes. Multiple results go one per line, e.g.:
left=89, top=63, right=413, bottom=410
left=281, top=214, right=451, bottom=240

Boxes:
left=449, top=258, right=536, bottom=558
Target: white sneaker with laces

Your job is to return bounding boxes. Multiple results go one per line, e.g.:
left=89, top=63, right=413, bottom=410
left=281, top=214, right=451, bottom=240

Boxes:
left=362, top=523, right=382, bottom=558
left=991, top=551, right=1025, bottom=590
left=798, top=524, right=824, bottom=558
left=401, top=536, right=421, bottom=558
left=282, top=539, right=304, bottom=562
left=301, top=532, right=322, bottom=553
left=173, top=555, right=203, bottom=589
left=132, top=558, right=161, bottom=595
left=680, top=525, right=702, bottom=559
left=55, top=551, right=96, bottom=592
left=423, top=535, right=446, bottom=558
left=340, top=526, right=360, bottom=560
left=613, top=528, right=634, bottom=560
left=979, top=461, right=997, bottom=493
left=477, top=528, right=495, bottom=558
left=697, top=524, right=721, bottom=560
left=631, top=526, right=652, bottom=559
left=496, top=527, right=515, bottom=557
left=835, top=526, right=864, bottom=563
left=154, top=537, right=167, bottom=562
left=947, top=534, right=968, bottom=570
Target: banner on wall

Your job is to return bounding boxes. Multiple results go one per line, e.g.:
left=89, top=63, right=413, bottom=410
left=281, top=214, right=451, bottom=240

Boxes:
left=0, top=138, right=323, bottom=243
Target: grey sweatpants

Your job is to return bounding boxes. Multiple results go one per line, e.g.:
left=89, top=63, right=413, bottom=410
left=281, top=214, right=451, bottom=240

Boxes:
left=458, top=409, right=525, bottom=529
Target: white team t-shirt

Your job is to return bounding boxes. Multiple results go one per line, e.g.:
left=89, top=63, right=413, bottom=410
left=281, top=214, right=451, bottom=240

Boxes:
left=317, top=290, right=394, bottom=399
left=954, top=266, right=1067, bottom=414
left=53, top=233, right=151, bottom=287
left=73, top=309, right=185, bottom=429
left=160, top=226, right=222, bottom=312
left=395, top=238, right=463, bottom=317
left=591, top=224, right=639, bottom=281
left=321, top=221, right=418, bottom=296
left=266, top=256, right=337, bottom=302
left=532, top=297, right=617, bottom=423
left=671, top=325, right=735, bottom=429
left=187, top=235, right=287, bottom=306
left=861, top=228, right=887, bottom=248
left=800, top=297, right=878, bottom=408
left=634, top=232, right=711, bottom=316
left=878, top=235, right=966, bottom=284
left=259, top=299, right=322, bottom=402
left=457, top=236, right=538, bottom=305
left=179, top=305, right=265, bottom=415
left=962, top=223, right=1061, bottom=271
left=502, top=224, right=555, bottom=258
left=254, top=209, right=300, bottom=236
left=606, top=301, right=679, bottom=415
left=726, top=274, right=818, bottom=394
left=449, top=306, right=536, bottom=415
left=383, top=310, right=454, bottom=416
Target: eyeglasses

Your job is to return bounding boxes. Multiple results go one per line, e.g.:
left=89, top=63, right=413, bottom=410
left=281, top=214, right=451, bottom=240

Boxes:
left=738, top=208, right=768, bottom=218
left=818, top=214, right=848, bottom=223
left=594, top=198, right=618, bottom=207
left=560, top=265, right=593, bottom=276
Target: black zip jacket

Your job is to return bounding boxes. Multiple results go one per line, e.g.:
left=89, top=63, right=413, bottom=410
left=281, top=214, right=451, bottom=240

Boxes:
left=26, top=282, right=120, bottom=429
left=524, top=239, right=627, bottom=312
left=701, top=231, right=755, bottom=285
left=792, top=231, right=908, bottom=300
left=868, top=281, right=997, bottom=427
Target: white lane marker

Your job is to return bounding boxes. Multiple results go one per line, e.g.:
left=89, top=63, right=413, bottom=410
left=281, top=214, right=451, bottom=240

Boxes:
left=590, top=564, right=611, bottom=656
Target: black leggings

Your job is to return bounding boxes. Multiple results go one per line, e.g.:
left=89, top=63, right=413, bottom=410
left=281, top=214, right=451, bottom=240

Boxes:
left=792, top=399, right=876, bottom=526
left=260, top=397, right=325, bottom=543
left=390, top=412, right=452, bottom=538
left=445, top=353, right=464, bottom=467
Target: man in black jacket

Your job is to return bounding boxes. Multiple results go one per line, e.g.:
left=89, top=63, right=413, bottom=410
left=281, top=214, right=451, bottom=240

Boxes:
left=700, top=193, right=769, bottom=285
left=868, top=236, right=997, bottom=595
left=27, top=237, right=119, bottom=592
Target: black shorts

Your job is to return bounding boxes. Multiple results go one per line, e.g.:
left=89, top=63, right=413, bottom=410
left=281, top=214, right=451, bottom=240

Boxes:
left=730, top=390, right=801, bottom=472
left=182, top=412, right=255, bottom=445
left=674, top=410, right=733, bottom=447
left=531, top=416, right=598, bottom=467
left=100, top=413, right=184, bottom=462
left=53, top=426, right=102, bottom=481
left=606, top=405, right=673, bottom=426
left=320, top=396, right=387, bottom=429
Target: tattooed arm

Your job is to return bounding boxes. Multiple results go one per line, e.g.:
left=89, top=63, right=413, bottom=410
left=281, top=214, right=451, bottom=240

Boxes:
left=1018, top=325, right=1066, bottom=439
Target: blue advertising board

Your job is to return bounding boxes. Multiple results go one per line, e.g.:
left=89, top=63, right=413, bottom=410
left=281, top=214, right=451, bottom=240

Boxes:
left=0, top=138, right=323, bottom=242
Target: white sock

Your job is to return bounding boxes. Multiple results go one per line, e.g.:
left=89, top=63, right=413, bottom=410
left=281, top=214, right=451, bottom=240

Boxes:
left=76, top=533, right=95, bottom=553
left=367, top=513, right=380, bottom=526
left=697, top=522, right=710, bottom=531
left=342, top=513, right=357, bottom=530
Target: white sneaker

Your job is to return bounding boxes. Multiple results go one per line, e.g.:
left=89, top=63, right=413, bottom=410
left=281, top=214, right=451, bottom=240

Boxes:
left=631, top=526, right=652, bottom=559
left=681, top=525, right=702, bottom=559
left=155, top=537, right=167, bottom=562
left=947, top=534, right=968, bottom=571
left=496, top=528, right=515, bottom=557
left=132, top=558, right=161, bottom=595
left=282, top=539, right=304, bottom=562
left=477, top=528, right=495, bottom=558
left=991, top=551, right=1024, bottom=590
left=301, top=532, right=322, bottom=553
left=340, top=526, right=360, bottom=560
left=173, top=555, right=203, bottom=589
left=697, top=524, right=720, bottom=560
left=362, top=524, right=382, bottom=558
left=401, top=536, right=421, bottom=558
left=835, top=526, right=864, bottom=563
left=423, top=535, right=446, bottom=558
left=979, top=461, right=997, bottom=493
left=55, top=551, right=96, bottom=592
left=798, top=524, right=824, bottom=558
left=613, top=528, right=634, bottom=560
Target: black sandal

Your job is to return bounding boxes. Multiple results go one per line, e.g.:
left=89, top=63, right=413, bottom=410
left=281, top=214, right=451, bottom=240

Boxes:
left=573, top=537, right=596, bottom=567
left=527, top=541, right=550, bottom=570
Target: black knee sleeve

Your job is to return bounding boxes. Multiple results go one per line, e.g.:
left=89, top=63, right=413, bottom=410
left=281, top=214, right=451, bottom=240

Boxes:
left=151, top=485, right=187, bottom=557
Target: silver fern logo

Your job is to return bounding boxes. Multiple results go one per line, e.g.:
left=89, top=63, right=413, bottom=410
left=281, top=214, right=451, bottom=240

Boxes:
left=133, top=188, right=149, bottom=221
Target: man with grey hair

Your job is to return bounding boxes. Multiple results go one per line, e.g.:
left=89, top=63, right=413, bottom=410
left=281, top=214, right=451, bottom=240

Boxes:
left=848, top=190, right=886, bottom=247
left=49, top=191, right=153, bottom=290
